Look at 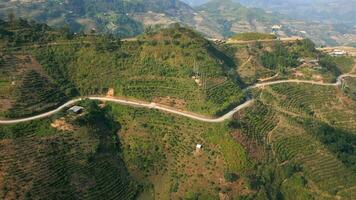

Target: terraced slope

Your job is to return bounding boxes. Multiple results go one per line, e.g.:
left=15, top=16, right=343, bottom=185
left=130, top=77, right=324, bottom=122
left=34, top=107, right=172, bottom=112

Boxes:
left=109, top=103, right=251, bottom=199
left=8, top=70, right=67, bottom=118
left=0, top=104, right=139, bottom=200
left=271, top=120, right=356, bottom=199
left=32, top=26, right=245, bottom=116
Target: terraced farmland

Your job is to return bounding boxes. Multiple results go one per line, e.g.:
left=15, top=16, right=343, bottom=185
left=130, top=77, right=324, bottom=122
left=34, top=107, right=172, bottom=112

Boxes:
left=271, top=121, right=356, bottom=198
left=8, top=70, right=67, bottom=118
left=256, top=83, right=356, bottom=132
left=109, top=103, right=251, bottom=199
left=234, top=101, right=279, bottom=144
left=0, top=106, right=139, bottom=200
left=30, top=26, right=245, bottom=116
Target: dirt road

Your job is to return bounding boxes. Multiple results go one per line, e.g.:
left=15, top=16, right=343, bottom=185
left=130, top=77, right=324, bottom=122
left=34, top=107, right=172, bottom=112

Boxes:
left=0, top=73, right=355, bottom=125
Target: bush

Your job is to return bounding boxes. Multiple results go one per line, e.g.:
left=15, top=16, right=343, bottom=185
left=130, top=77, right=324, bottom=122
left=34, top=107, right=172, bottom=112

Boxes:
left=224, top=172, right=239, bottom=182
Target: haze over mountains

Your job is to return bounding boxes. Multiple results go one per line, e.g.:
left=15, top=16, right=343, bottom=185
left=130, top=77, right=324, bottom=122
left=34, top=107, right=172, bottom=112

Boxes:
left=0, top=0, right=355, bottom=46
left=184, top=0, right=356, bottom=24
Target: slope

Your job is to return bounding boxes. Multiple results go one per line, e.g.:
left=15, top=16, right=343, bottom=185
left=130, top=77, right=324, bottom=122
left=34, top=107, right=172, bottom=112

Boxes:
left=0, top=102, right=139, bottom=199
left=196, top=0, right=281, bottom=38
left=0, top=19, right=246, bottom=117
left=0, top=0, right=218, bottom=38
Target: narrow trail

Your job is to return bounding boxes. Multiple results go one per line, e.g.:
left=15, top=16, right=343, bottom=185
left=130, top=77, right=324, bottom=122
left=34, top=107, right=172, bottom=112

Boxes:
left=0, top=73, right=355, bottom=125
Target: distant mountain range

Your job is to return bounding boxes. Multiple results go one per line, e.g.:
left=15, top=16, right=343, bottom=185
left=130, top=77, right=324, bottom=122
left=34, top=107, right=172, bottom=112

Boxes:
left=184, top=0, right=356, bottom=26
left=0, top=0, right=355, bottom=46
left=238, top=0, right=356, bottom=26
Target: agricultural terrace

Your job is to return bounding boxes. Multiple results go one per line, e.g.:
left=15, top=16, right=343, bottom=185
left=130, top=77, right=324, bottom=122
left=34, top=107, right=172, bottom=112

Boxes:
left=0, top=100, right=253, bottom=199
left=109, top=103, right=251, bottom=199
left=30, top=26, right=245, bottom=116
left=0, top=102, right=139, bottom=199
left=270, top=118, right=356, bottom=199
left=230, top=39, right=348, bottom=85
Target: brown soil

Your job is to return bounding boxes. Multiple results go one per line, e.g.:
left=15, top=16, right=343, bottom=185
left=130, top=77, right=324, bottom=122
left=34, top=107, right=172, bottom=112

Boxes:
left=0, top=99, right=12, bottom=112
left=232, top=131, right=267, bottom=162
left=152, top=96, right=187, bottom=110
left=51, top=118, right=74, bottom=132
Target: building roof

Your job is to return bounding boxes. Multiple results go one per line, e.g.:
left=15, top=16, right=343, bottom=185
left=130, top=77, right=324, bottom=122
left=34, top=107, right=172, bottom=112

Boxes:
left=68, top=106, right=84, bottom=113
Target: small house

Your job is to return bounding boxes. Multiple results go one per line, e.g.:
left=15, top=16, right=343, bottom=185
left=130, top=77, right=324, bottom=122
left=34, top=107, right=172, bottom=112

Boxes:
left=196, top=144, right=203, bottom=150
left=68, top=106, right=84, bottom=114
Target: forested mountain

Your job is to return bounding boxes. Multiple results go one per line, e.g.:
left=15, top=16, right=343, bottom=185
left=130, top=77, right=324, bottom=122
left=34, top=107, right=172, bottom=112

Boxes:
left=196, top=0, right=281, bottom=38
left=0, top=0, right=216, bottom=37
left=0, top=0, right=355, bottom=46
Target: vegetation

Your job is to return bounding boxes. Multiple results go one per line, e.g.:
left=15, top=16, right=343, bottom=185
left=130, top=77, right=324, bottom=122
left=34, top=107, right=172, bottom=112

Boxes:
left=332, top=56, right=354, bottom=73
left=231, top=101, right=278, bottom=144
left=342, top=77, right=356, bottom=100
left=109, top=103, right=250, bottom=199
left=0, top=18, right=66, bottom=47
left=32, top=25, right=245, bottom=116
left=231, top=32, right=276, bottom=41
left=300, top=119, right=356, bottom=172
left=260, top=42, right=299, bottom=72
left=0, top=102, right=139, bottom=199
left=1, top=18, right=356, bottom=200
left=7, top=70, right=67, bottom=118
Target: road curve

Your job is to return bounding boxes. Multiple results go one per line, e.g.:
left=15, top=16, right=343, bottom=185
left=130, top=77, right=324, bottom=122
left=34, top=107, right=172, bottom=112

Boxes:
left=246, top=74, right=356, bottom=90
left=0, top=74, right=355, bottom=125
left=0, top=97, right=254, bottom=125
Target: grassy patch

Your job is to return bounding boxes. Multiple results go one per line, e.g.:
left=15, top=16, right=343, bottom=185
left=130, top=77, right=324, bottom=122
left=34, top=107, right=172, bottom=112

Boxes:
left=231, top=32, right=276, bottom=41
left=332, top=56, right=354, bottom=73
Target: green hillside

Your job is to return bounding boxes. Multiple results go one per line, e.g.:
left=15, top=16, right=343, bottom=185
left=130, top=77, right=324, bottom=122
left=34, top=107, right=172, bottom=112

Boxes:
left=0, top=20, right=246, bottom=117
left=0, top=0, right=202, bottom=38
left=1, top=18, right=356, bottom=200
left=0, top=102, right=139, bottom=199
left=1, top=81, right=355, bottom=199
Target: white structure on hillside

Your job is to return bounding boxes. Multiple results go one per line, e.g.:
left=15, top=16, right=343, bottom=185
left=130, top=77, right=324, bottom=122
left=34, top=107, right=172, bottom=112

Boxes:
left=196, top=144, right=203, bottom=150
left=329, top=49, right=347, bottom=57
left=68, top=106, right=84, bottom=114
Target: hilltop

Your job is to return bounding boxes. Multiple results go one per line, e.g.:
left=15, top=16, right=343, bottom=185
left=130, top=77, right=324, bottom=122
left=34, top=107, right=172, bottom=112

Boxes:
left=0, top=20, right=245, bottom=118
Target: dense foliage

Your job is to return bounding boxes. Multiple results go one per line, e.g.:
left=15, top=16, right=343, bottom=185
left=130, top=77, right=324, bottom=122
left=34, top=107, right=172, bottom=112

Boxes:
left=301, top=119, right=356, bottom=172
left=0, top=18, right=67, bottom=47
left=260, top=42, right=299, bottom=72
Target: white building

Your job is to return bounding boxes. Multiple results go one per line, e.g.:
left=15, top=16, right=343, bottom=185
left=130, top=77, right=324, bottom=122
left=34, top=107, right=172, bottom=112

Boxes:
left=329, top=50, right=347, bottom=57
left=68, top=106, right=84, bottom=114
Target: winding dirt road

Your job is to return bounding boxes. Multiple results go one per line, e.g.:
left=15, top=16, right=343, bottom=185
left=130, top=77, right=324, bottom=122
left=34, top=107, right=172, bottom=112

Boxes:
left=0, top=73, right=355, bottom=125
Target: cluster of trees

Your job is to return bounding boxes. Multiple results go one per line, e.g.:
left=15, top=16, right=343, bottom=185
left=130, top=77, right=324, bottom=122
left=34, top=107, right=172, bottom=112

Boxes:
left=302, top=120, right=356, bottom=172
left=0, top=15, right=72, bottom=47
left=260, top=42, right=299, bottom=73
left=319, top=56, right=341, bottom=77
